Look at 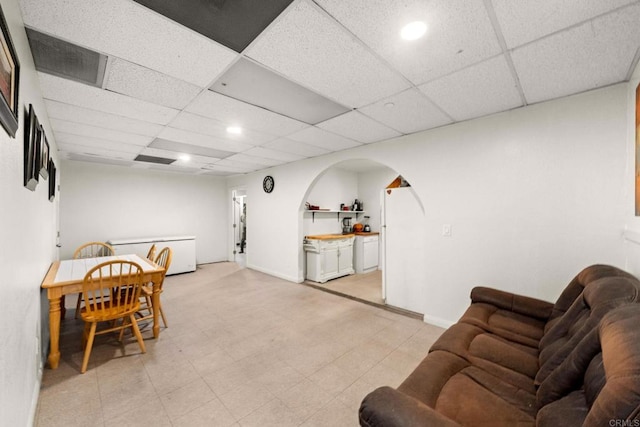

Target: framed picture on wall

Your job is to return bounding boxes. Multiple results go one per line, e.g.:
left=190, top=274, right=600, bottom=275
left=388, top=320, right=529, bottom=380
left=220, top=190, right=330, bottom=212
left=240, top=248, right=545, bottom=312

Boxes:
left=48, top=158, right=56, bottom=201
left=23, top=104, right=40, bottom=191
left=635, top=84, right=640, bottom=216
left=0, top=4, right=20, bottom=138
left=39, top=126, right=49, bottom=179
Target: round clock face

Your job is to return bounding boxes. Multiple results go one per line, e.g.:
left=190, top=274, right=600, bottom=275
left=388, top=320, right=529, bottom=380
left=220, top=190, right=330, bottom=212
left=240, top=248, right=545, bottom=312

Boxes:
left=263, top=175, right=274, bottom=193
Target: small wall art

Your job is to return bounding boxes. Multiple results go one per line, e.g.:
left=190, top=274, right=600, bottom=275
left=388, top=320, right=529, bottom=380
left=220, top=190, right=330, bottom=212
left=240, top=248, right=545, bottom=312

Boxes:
left=39, top=126, right=49, bottom=179
left=0, top=4, right=20, bottom=138
left=48, top=158, right=56, bottom=201
left=23, top=104, right=40, bottom=191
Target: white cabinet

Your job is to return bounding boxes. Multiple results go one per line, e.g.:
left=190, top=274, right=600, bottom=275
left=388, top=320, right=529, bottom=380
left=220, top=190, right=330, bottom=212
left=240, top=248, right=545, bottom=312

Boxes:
left=354, top=234, right=379, bottom=273
left=304, top=236, right=354, bottom=283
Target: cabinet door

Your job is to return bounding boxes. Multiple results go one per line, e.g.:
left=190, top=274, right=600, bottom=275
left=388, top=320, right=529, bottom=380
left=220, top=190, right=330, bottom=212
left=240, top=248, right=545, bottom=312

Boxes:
left=338, top=245, right=353, bottom=274
left=322, top=247, right=339, bottom=278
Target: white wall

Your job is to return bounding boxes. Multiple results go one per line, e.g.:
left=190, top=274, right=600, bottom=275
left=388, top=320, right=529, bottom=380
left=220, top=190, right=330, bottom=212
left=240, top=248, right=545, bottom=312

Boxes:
left=60, top=161, right=228, bottom=264
left=229, top=83, right=629, bottom=326
left=357, top=168, right=398, bottom=233
left=303, top=168, right=358, bottom=235
left=0, top=0, right=59, bottom=424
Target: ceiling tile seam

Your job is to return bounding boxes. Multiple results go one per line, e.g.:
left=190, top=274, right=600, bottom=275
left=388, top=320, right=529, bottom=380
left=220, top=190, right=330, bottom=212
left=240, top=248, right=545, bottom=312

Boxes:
left=624, top=47, right=640, bottom=81
left=127, top=0, right=241, bottom=57
left=482, top=0, right=527, bottom=106
left=42, top=98, right=163, bottom=138
left=307, top=0, right=417, bottom=100
left=500, top=1, right=640, bottom=52
left=227, top=55, right=352, bottom=120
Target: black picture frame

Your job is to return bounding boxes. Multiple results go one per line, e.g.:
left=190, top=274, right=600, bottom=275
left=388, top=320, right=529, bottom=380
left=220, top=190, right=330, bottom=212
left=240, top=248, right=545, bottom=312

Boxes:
left=48, top=159, right=56, bottom=201
left=0, top=4, right=20, bottom=138
left=39, top=126, right=49, bottom=179
left=23, top=104, right=40, bottom=191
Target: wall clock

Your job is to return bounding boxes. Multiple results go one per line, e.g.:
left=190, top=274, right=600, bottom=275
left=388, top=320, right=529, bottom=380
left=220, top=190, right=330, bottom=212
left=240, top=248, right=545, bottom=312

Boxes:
left=263, top=175, right=274, bottom=193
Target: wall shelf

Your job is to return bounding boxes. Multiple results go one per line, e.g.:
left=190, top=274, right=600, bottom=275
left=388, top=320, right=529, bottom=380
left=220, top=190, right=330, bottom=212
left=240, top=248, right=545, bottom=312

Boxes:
left=304, top=210, right=365, bottom=222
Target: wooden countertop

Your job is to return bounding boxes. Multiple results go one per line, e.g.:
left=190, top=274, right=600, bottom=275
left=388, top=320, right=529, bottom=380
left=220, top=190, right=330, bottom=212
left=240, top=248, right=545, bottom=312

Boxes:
left=355, top=232, right=379, bottom=236
left=305, top=233, right=355, bottom=240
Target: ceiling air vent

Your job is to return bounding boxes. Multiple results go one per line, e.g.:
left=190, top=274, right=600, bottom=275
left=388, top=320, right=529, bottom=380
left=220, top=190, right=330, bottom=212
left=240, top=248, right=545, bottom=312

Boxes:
left=26, top=28, right=107, bottom=87
left=134, top=154, right=176, bottom=165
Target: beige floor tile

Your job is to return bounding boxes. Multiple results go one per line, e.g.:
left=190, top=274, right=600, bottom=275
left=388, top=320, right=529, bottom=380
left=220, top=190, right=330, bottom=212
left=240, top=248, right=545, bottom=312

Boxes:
left=159, top=378, right=217, bottom=420
left=301, top=398, right=359, bottom=427
left=238, top=398, right=303, bottom=427
left=36, top=262, right=440, bottom=427
left=217, top=382, right=275, bottom=420
left=172, top=397, right=237, bottom=427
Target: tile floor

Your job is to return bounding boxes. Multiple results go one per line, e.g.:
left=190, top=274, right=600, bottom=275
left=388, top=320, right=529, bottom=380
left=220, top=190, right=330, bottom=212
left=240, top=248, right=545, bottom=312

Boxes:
left=36, top=262, right=444, bottom=426
left=311, top=270, right=384, bottom=305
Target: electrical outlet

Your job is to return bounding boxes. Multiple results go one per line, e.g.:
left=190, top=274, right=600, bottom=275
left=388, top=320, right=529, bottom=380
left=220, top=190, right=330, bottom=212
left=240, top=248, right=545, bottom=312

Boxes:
left=442, top=224, right=452, bottom=237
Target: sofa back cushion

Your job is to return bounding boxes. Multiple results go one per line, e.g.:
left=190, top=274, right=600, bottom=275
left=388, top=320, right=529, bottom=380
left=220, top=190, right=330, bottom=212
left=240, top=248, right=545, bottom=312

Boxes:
left=536, top=276, right=640, bottom=386
left=546, top=265, right=637, bottom=334
left=537, top=305, right=640, bottom=426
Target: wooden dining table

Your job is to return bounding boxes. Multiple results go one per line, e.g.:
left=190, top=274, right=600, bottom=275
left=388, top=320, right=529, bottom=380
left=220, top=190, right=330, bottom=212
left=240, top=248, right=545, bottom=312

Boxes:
left=41, top=254, right=166, bottom=369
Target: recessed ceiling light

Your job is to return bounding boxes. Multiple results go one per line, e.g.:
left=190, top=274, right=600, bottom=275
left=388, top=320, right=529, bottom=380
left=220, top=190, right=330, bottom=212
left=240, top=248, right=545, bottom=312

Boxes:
left=178, top=154, right=191, bottom=162
left=226, top=126, right=242, bottom=135
left=400, top=21, right=427, bottom=41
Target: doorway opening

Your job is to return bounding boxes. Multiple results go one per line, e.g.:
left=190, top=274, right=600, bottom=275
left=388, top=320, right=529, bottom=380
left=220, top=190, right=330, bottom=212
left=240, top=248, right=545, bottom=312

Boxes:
left=300, top=159, right=425, bottom=315
left=231, top=189, right=247, bottom=268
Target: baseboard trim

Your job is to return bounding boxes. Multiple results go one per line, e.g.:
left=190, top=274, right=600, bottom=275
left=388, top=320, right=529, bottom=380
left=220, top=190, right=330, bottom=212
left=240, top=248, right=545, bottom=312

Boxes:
left=423, top=314, right=455, bottom=329
left=247, top=264, right=301, bottom=283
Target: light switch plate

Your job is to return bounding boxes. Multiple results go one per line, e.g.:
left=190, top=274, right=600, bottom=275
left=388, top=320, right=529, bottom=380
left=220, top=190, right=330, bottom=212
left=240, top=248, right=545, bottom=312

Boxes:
left=442, top=224, right=452, bottom=237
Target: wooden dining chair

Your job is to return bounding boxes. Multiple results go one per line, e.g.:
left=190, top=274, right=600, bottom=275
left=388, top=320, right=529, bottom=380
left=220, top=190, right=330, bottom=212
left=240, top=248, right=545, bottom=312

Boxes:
left=146, top=244, right=156, bottom=261
left=137, top=247, right=173, bottom=328
left=79, top=260, right=146, bottom=373
left=72, top=242, right=115, bottom=319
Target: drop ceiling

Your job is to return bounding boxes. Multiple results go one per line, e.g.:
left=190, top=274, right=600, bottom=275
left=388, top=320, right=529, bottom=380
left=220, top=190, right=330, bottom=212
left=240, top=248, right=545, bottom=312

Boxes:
left=19, top=0, right=640, bottom=176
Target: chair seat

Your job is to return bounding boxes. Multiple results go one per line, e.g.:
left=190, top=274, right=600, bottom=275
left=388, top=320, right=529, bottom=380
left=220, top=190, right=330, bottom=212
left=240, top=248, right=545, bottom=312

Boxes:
left=80, top=301, right=140, bottom=322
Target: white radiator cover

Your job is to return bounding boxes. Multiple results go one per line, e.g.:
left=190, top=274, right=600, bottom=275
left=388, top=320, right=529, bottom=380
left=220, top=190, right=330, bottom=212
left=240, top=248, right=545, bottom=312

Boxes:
left=107, top=236, right=196, bottom=275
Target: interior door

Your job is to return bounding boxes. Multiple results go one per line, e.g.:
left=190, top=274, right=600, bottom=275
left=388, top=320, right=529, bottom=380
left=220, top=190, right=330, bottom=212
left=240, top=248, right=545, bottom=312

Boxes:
left=383, top=187, right=425, bottom=314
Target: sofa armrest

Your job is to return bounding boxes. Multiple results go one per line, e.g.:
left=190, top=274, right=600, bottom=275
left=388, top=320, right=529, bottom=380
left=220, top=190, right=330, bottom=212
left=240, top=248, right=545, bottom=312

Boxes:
left=359, top=386, right=461, bottom=427
left=470, top=286, right=554, bottom=320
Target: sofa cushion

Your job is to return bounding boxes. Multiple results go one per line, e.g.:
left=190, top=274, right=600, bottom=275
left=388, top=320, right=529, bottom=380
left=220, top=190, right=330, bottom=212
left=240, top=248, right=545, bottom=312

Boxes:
left=536, top=276, right=640, bottom=386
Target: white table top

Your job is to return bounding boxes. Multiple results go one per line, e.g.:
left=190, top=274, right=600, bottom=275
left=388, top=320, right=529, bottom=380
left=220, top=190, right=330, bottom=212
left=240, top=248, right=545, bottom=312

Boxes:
left=53, top=254, right=157, bottom=284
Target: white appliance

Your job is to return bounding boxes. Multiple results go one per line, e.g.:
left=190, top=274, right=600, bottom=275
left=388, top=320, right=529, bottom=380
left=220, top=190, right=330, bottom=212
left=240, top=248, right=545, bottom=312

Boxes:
left=354, top=234, right=379, bottom=274
left=107, top=235, right=196, bottom=275
left=304, top=236, right=354, bottom=283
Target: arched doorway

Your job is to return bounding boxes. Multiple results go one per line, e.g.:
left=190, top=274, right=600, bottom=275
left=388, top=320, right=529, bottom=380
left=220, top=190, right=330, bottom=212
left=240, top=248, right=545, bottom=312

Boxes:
left=298, top=159, right=426, bottom=314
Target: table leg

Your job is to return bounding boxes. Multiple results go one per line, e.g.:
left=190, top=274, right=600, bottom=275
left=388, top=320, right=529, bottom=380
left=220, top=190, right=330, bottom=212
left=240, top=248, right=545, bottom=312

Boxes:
left=152, top=283, right=160, bottom=338
left=47, top=296, right=62, bottom=369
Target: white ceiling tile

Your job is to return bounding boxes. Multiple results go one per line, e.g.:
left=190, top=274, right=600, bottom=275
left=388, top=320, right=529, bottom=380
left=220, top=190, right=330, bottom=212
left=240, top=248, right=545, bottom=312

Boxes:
left=158, top=127, right=254, bottom=153
left=226, top=153, right=283, bottom=167
left=20, top=0, right=237, bottom=86
left=315, top=0, right=501, bottom=85
left=246, top=0, right=410, bottom=108
left=214, top=158, right=264, bottom=172
left=170, top=111, right=276, bottom=146
left=185, top=91, right=309, bottom=137
left=287, top=126, right=362, bottom=152
left=39, top=73, right=179, bottom=124
left=54, top=132, right=144, bottom=154
left=57, top=141, right=138, bottom=160
left=359, top=89, right=453, bottom=134
left=263, top=138, right=330, bottom=157
left=242, top=147, right=306, bottom=162
left=492, top=0, right=638, bottom=48
left=419, top=55, right=523, bottom=121
left=511, top=5, right=640, bottom=104
left=50, top=118, right=153, bottom=146
left=202, top=163, right=252, bottom=174
left=316, top=111, right=401, bottom=143
left=105, top=58, right=203, bottom=109
left=44, top=100, right=163, bottom=137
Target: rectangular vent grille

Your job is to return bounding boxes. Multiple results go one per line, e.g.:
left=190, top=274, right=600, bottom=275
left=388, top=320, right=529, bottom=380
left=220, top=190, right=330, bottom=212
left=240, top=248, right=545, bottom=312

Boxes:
left=134, top=154, right=175, bottom=165
left=26, top=28, right=107, bottom=87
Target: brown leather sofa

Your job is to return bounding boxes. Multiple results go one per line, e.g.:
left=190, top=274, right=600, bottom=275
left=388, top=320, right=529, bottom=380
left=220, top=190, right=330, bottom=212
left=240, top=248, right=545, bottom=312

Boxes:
left=359, top=265, right=640, bottom=426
